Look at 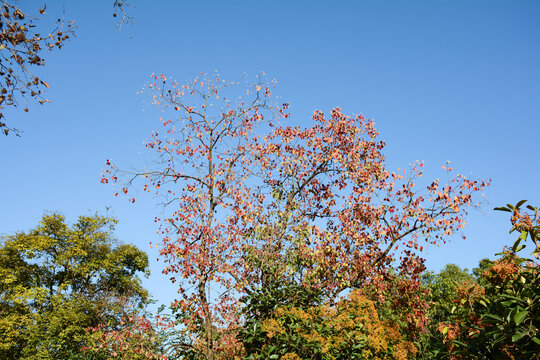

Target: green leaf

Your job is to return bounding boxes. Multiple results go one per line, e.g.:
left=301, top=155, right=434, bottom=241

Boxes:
left=514, top=310, right=529, bottom=325
left=483, top=314, right=503, bottom=322
left=450, top=340, right=468, bottom=347
left=507, top=309, right=514, bottom=322
left=500, top=294, right=525, bottom=302
left=533, top=337, right=540, bottom=345
left=512, top=239, right=522, bottom=252
left=515, top=200, right=527, bottom=209
left=494, top=207, right=512, bottom=213
left=511, top=331, right=528, bottom=342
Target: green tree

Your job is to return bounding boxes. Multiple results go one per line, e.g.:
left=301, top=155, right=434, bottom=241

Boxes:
left=0, top=212, right=150, bottom=359
left=417, top=264, right=480, bottom=359
left=437, top=201, right=540, bottom=360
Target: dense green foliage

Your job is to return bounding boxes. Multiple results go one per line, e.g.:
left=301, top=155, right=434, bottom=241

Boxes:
left=0, top=213, right=150, bottom=359
left=239, top=282, right=325, bottom=358
left=433, top=202, right=539, bottom=360
left=417, top=201, right=540, bottom=360
left=417, top=264, right=477, bottom=358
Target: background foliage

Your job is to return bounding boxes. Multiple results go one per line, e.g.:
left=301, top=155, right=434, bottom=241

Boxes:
left=0, top=213, right=150, bottom=359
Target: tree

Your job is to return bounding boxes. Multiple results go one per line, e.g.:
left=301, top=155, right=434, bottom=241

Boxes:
left=0, top=0, right=139, bottom=136
left=0, top=1, right=74, bottom=136
left=102, top=73, right=488, bottom=359
left=0, top=212, right=150, bottom=359
left=417, top=265, right=480, bottom=359
left=437, top=201, right=540, bottom=360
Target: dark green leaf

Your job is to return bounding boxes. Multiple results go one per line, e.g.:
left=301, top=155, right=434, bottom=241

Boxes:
left=512, top=239, right=522, bottom=252
left=450, top=340, right=468, bottom=347
left=514, top=310, right=529, bottom=325
left=483, top=314, right=503, bottom=322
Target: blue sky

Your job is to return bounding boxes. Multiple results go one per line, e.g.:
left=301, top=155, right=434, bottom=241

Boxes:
left=1, top=0, right=539, bottom=307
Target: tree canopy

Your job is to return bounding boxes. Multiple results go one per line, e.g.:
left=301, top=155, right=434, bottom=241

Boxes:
left=0, top=212, right=150, bottom=359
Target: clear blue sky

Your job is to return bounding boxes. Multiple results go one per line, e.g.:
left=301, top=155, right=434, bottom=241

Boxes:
left=1, top=0, right=539, bottom=307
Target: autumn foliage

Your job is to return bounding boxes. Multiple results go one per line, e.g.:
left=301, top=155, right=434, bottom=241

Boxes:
left=253, top=289, right=417, bottom=359
left=0, top=1, right=74, bottom=135
left=83, top=311, right=171, bottom=359
left=102, top=73, right=488, bottom=359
